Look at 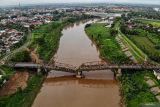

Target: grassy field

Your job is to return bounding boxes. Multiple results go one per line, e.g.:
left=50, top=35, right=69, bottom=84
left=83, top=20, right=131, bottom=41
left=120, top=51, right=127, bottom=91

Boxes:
left=119, top=32, right=147, bottom=63
left=136, top=19, right=160, bottom=27
left=85, top=23, right=129, bottom=64
left=120, top=71, right=158, bottom=107
left=130, top=36, right=159, bottom=53
left=129, top=35, right=160, bottom=63
left=0, top=74, right=45, bottom=107
left=147, top=33, right=160, bottom=45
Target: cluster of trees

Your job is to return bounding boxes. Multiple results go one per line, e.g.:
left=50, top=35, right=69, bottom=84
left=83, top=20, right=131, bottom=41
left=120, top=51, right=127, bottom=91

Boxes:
left=65, top=14, right=95, bottom=23
left=120, top=18, right=144, bottom=36
left=110, top=28, right=118, bottom=36
left=134, top=20, right=160, bottom=35
left=31, top=22, right=62, bottom=61
left=10, top=49, right=31, bottom=62
left=120, top=19, right=159, bottom=37
left=155, top=45, right=160, bottom=50
left=120, top=23, right=145, bottom=36
left=85, top=24, right=91, bottom=28
left=127, top=11, right=160, bottom=20
left=148, top=52, right=160, bottom=63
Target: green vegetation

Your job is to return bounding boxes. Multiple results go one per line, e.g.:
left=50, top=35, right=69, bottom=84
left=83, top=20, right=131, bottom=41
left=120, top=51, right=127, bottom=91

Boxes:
left=147, top=33, right=160, bottom=45
left=0, top=66, right=15, bottom=87
left=120, top=71, right=158, bottom=107
left=127, top=11, right=160, bottom=20
left=114, top=19, right=147, bottom=63
left=140, top=103, right=160, bottom=107
left=120, top=18, right=160, bottom=63
left=30, top=21, right=63, bottom=61
left=119, top=32, right=147, bottom=63
left=117, top=17, right=160, bottom=107
left=85, top=23, right=129, bottom=64
left=0, top=74, right=45, bottom=107
left=0, top=66, right=14, bottom=76
left=129, top=35, right=160, bottom=63
left=10, top=49, right=31, bottom=62
left=136, top=19, right=160, bottom=27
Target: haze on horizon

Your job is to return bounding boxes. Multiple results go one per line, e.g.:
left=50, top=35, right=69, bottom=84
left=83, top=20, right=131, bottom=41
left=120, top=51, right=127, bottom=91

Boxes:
left=0, top=0, right=160, bottom=6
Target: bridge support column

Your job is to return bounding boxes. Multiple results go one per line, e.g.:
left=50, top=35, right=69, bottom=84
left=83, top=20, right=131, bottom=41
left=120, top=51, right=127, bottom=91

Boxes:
left=76, top=71, right=84, bottom=78
left=116, top=68, right=122, bottom=79
left=37, top=68, right=41, bottom=75
left=44, top=68, right=48, bottom=74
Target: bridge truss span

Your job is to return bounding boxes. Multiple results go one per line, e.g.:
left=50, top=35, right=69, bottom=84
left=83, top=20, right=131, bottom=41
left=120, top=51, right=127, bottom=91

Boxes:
left=1, top=61, right=160, bottom=73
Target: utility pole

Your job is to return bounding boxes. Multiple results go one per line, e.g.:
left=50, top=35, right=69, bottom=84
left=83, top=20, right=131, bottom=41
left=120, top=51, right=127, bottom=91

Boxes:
left=18, top=0, right=22, bottom=17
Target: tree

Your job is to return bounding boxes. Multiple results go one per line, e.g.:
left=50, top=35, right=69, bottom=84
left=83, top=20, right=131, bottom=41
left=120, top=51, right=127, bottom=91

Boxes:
left=110, top=29, right=118, bottom=36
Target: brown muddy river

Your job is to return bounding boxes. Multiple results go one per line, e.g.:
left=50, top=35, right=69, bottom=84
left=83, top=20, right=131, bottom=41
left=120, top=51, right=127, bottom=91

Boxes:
left=32, top=20, right=121, bottom=107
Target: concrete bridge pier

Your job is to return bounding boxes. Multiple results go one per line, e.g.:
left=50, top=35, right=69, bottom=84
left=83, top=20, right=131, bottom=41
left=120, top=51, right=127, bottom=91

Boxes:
left=115, top=68, right=122, bottom=79
left=37, top=67, right=42, bottom=75
left=76, top=71, right=84, bottom=78
left=44, top=68, right=48, bottom=73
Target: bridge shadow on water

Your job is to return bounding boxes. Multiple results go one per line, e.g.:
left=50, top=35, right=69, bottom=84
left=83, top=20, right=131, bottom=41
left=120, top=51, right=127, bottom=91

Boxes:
left=44, top=70, right=117, bottom=88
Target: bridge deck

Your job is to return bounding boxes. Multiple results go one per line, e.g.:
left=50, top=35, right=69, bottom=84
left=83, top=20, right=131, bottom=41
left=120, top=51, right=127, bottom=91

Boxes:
left=1, top=62, right=160, bottom=73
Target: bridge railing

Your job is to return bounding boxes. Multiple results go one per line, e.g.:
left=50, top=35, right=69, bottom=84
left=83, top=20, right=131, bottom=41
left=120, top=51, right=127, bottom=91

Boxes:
left=48, top=62, right=77, bottom=70
left=79, top=61, right=160, bottom=70
left=81, top=61, right=107, bottom=66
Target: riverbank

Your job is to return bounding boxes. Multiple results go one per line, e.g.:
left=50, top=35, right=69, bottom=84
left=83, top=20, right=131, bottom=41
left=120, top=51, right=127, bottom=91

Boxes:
left=85, top=21, right=160, bottom=107
left=30, top=15, right=94, bottom=62
left=0, top=72, right=45, bottom=107
left=0, top=64, right=46, bottom=107
left=0, top=16, right=95, bottom=107
left=85, top=22, right=130, bottom=107
left=32, top=19, right=121, bottom=107
left=85, top=23, right=130, bottom=64
left=120, top=71, right=158, bottom=107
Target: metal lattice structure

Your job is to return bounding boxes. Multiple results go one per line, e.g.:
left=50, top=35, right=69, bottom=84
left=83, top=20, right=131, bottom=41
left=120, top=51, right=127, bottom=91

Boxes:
left=2, top=61, right=160, bottom=73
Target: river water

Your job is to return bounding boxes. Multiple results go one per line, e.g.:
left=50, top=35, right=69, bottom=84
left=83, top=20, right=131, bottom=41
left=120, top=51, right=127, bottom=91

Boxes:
left=32, top=20, right=121, bottom=107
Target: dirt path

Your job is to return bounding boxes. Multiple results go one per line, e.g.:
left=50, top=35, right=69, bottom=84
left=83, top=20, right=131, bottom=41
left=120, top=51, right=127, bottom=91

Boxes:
left=0, top=72, right=29, bottom=96
left=26, top=48, right=43, bottom=64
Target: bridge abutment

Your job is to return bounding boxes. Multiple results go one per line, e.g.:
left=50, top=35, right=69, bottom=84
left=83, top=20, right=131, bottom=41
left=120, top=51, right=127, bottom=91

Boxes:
left=76, top=71, right=84, bottom=78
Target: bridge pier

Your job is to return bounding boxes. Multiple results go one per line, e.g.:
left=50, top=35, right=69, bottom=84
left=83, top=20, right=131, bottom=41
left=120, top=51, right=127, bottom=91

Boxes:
left=115, top=68, right=122, bottom=79
left=44, top=68, right=48, bottom=73
left=76, top=71, right=84, bottom=78
left=37, top=67, right=42, bottom=75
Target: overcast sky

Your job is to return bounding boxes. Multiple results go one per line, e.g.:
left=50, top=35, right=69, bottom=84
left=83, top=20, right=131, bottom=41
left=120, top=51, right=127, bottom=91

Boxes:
left=1, top=0, right=160, bottom=6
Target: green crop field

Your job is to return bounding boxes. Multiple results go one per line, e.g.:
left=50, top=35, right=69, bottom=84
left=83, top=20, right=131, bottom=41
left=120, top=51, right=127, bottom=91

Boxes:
left=137, top=19, right=160, bottom=27
left=129, top=35, right=160, bottom=63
